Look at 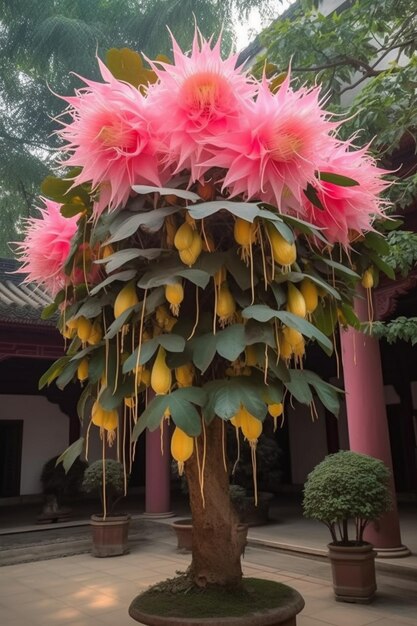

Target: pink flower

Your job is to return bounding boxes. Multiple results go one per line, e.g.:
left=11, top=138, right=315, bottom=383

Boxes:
left=204, top=75, right=338, bottom=207
left=16, top=198, right=78, bottom=296
left=300, top=143, right=389, bottom=246
left=146, top=29, right=256, bottom=181
left=57, top=59, right=161, bottom=214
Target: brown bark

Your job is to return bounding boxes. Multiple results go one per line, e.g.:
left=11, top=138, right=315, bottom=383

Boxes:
left=185, top=417, right=244, bottom=588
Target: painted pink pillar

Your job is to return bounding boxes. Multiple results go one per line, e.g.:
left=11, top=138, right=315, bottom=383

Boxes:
left=145, top=426, right=173, bottom=517
left=340, top=287, right=409, bottom=557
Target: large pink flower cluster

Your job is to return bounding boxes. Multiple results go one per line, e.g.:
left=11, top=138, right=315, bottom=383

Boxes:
left=17, top=198, right=78, bottom=296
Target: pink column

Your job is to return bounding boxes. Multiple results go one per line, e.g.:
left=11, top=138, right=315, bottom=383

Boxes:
left=340, top=287, right=409, bottom=557
left=144, top=426, right=173, bottom=517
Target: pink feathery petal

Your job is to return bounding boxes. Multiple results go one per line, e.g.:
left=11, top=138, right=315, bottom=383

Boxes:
left=146, top=28, right=257, bottom=181
left=16, top=198, right=78, bottom=296
left=300, top=144, right=390, bottom=245
left=56, top=58, right=162, bottom=214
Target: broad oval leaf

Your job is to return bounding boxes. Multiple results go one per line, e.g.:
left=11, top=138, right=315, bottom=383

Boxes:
left=132, top=185, right=201, bottom=201
left=89, top=269, right=136, bottom=296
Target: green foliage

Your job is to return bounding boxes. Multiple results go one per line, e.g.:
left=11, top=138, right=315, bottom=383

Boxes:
left=82, top=459, right=125, bottom=515
left=364, top=318, right=417, bottom=346
left=382, top=230, right=417, bottom=277
left=303, top=451, right=392, bottom=545
left=40, top=455, right=87, bottom=498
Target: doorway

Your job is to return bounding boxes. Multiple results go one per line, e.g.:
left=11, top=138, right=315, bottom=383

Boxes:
left=0, top=420, right=23, bottom=497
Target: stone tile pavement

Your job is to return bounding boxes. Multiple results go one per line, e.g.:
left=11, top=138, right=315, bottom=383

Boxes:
left=0, top=531, right=416, bottom=626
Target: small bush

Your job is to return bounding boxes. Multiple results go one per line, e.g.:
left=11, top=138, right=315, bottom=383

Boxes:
left=82, top=459, right=125, bottom=515
left=303, top=451, right=392, bottom=545
left=41, top=456, right=87, bottom=499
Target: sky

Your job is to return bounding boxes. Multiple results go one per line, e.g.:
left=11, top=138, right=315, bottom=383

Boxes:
left=235, top=1, right=295, bottom=51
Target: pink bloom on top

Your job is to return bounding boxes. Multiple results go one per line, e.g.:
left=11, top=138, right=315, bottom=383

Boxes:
left=57, top=59, right=161, bottom=214
left=17, top=198, right=78, bottom=296
left=300, top=143, right=389, bottom=246
left=204, top=74, right=339, bottom=208
left=146, top=29, right=256, bottom=181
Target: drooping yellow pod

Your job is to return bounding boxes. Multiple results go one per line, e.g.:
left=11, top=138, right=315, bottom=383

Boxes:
left=245, top=345, right=258, bottom=367
left=171, top=426, right=194, bottom=475
left=101, top=244, right=114, bottom=259
left=77, top=358, right=89, bottom=382
left=214, top=266, right=226, bottom=288
left=124, top=396, right=135, bottom=409
left=174, top=221, right=194, bottom=251
left=62, top=325, right=75, bottom=339
left=238, top=406, right=263, bottom=443
left=234, top=218, right=256, bottom=246
left=66, top=318, right=79, bottom=331
left=216, top=283, right=236, bottom=327
left=278, top=332, right=293, bottom=361
left=77, top=316, right=93, bottom=342
left=287, top=283, right=307, bottom=318
left=283, top=326, right=303, bottom=349
left=91, top=401, right=118, bottom=444
left=87, top=320, right=103, bottom=345
left=293, top=337, right=305, bottom=360
left=150, top=346, right=172, bottom=395
left=179, top=230, right=203, bottom=266
left=165, top=282, right=184, bottom=316
left=268, top=403, right=283, bottom=418
left=114, top=282, right=139, bottom=319
left=175, top=363, right=195, bottom=388
left=267, top=225, right=297, bottom=268
left=362, top=269, right=374, bottom=289
left=300, top=279, right=318, bottom=314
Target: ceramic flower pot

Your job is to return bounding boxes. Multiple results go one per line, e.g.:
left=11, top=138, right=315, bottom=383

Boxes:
left=90, top=513, right=130, bottom=557
left=327, top=542, right=376, bottom=603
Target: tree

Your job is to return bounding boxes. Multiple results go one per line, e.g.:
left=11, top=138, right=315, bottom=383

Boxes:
left=0, top=0, right=277, bottom=256
left=255, top=0, right=417, bottom=343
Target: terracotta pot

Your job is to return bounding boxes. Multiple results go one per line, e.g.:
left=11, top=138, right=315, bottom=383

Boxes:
left=171, top=519, right=248, bottom=554
left=90, top=514, right=130, bottom=557
left=129, top=582, right=304, bottom=626
left=327, top=542, right=376, bottom=603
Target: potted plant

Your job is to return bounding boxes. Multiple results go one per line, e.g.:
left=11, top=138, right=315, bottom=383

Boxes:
left=82, top=459, right=130, bottom=557
left=303, top=451, right=392, bottom=603
left=19, top=21, right=391, bottom=626
left=38, top=455, right=87, bottom=523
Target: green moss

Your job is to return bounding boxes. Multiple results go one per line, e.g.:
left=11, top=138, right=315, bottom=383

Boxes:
left=130, top=576, right=295, bottom=618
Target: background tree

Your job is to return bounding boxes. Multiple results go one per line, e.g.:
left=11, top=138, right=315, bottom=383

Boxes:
left=0, top=0, right=277, bottom=256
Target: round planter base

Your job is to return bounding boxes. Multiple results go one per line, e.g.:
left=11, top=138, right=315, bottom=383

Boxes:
left=129, top=579, right=304, bottom=626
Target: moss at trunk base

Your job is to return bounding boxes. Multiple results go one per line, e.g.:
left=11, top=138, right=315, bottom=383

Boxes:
left=130, top=576, right=295, bottom=619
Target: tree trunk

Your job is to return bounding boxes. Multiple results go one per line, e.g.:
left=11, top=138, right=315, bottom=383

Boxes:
left=185, top=418, right=244, bottom=588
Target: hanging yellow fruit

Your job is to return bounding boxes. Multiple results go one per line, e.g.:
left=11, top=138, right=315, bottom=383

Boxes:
left=114, top=282, right=139, bottom=319
left=216, top=283, right=236, bottom=327
left=77, top=316, right=93, bottom=342
left=91, top=401, right=118, bottom=445
left=101, top=244, right=114, bottom=259
left=283, top=326, right=303, bottom=349
left=234, top=218, right=257, bottom=246
left=287, top=283, right=307, bottom=318
left=174, top=222, right=194, bottom=251
left=124, top=396, right=135, bottom=409
left=268, top=403, right=283, bottom=418
left=87, top=320, right=103, bottom=345
left=171, top=426, right=194, bottom=475
left=165, top=282, right=184, bottom=316
left=245, top=345, right=258, bottom=367
left=300, top=279, right=318, bottom=314
left=278, top=332, right=293, bottom=361
left=179, top=230, right=203, bottom=266
left=238, top=407, right=263, bottom=443
left=77, top=358, right=89, bottom=382
left=175, top=363, right=195, bottom=387
left=362, top=269, right=374, bottom=289
left=151, top=346, right=172, bottom=395
left=267, top=225, right=297, bottom=268
left=214, top=266, right=226, bottom=288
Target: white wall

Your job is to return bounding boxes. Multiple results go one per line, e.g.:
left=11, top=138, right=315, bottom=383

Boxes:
left=1, top=395, right=69, bottom=495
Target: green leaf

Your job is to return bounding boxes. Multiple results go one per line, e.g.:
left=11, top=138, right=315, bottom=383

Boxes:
left=363, top=232, right=390, bottom=256
left=97, top=248, right=164, bottom=273
left=77, top=385, right=94, bottom=423
left=98, top=380, right=132, bottom=410
left=339, top=303, right=360, bottom=329
left=169, top=397, right=202, bottom=436
left=70, top=297, right=103, bottom=320
left=108, top=206, right=180, bottom=243
left=211, top=382, right=243, bottom=420
left=244, top=320, right=275, bottom=347
left=192, top=333, right=218, bottom=374
left=145, top=287, right=165, bottom=314
left=56, top=359, right=79, bottom=390
left=312, top=300, right=338, bottom=337
left=262, top=382, right=283, bottom=405
left=318, top=171, right=359, bottom=187
left=132, top=185, right=201, bottom=201
left=319, top=257, right=360, bottom=279
left=285, top=370, right=313, bottom=405
left=38, top=357, right=69, bottom=389
left=303, top=370, right=342, bottom=416
left=280, top=214, right=328, bottom=244
left=177, top=268, right=210, bottom=289
left=88, top=347, right=106, bottom=384
left=122, top=338, right=159, bottom=372
left=188, top=200, right=261, bottom=221
left=304, top=183, right=325, bottom=210
left=89, top=270, right=136, bottom=296
left=56, top=438, right=85, bottom=473
left=225, top=250, right=256, bottom=291
left=41, top=302, right=58, bottom=320
left=367, top=251, right=396, bottom=280
left=132, top=395, right=166, bottom=438
left=60, top=203, right=86, bottom=218
left=173, top=387, right=207, bottom=406
left=216, top=324, right=247, bottom=361
left=104, top=303, right=141, bottom=340
left=158, top=334, right=186, bottom=352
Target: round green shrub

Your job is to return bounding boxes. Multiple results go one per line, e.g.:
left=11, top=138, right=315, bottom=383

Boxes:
left=303, top=451, right=392, bottom=545
left=82, top=459, right=125, bottom=515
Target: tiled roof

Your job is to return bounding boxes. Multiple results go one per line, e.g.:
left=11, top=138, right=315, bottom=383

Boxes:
left=0, top=258, right=54, bottom=325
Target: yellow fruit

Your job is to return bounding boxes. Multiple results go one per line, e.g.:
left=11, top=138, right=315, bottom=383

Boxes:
left=362, top=269, right=374, bottom=289
left=165, top=282, right=184, bottom=316
left=267, top=225, right=297, bottom=267
left=66, top=318, right=79, bottom=331
left=101, top=244, right=114, bottom=259
left=214, top=266, right=226, bottom=288
left=171, top=427, right=194, bottom=475
left=175, top=363, right=195, bottom=388
left=87, top=320, right=102, bottom=345
left=234, top=218, right=256, bottom=246
left=245, top=345, right=258, bottom=366
left=179, top=230, right=202, bottom=266
left=237, top=406, right=263, bottom=442
left=287, top=283, right=306, bottom=318
left=77, top=358, right=89, bottom=382
left=230, top=414, right=241, bottom=428
left=77, top=316, right=93, bottom=342
left=114, top=282, right=139, bottom=319
left=216, top=283, right=236, bottom=326
left=91, top=401, right=118, bottom=432
left=174, top=222, right=194, bottom=251
left=124, top=396, right=135, bottom=409
left=278, top=333, right=293, bottom=360
left=293, top=338, right=305, bottom=359
left=283, top=326, right=303, bottom=349
left=268, top=403, right=283, bottom=418
left=300, top=279, right=318, bottom=314
left=150, top=346, right=172, bottom=395
left=62, top=325, right=75, bottom=339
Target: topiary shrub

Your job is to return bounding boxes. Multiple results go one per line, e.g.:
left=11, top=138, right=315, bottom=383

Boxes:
left=303, top=451, right=392, bottom=546
left=82, top=459, right=125, bottom=516
left=41, top=456, right=87, bottom=500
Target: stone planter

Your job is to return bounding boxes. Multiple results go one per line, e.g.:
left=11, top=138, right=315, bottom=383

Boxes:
left=90, top=513, right=130, bottom=557
left=171, top=519, right=248, bottom=554
left=129, top=580, right=305, bottom=626
left=328, top=542, right=376, bottom=603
